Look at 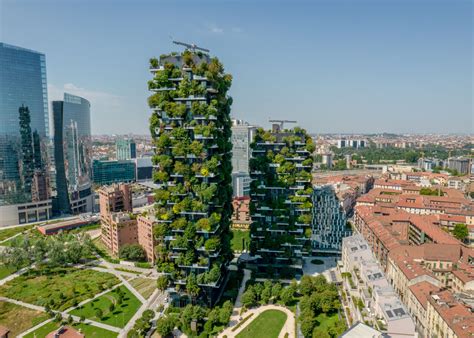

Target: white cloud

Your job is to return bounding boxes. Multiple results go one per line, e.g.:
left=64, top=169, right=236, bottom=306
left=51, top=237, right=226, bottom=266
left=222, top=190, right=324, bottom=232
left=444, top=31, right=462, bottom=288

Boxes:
left=48, top=83, right=121, bottom=108
left=207, top=23, right=224, bottom=34
left=48, top=83, right=125, bottom=134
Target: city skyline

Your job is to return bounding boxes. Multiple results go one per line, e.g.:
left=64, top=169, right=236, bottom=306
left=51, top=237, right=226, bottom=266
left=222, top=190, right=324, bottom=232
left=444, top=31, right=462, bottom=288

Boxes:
left=1, top=0, right=472, bottom=135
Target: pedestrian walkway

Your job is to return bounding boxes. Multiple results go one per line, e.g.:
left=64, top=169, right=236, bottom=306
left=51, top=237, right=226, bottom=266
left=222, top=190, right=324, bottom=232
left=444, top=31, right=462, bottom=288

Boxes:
left=219, top=304, right=295, bottom=338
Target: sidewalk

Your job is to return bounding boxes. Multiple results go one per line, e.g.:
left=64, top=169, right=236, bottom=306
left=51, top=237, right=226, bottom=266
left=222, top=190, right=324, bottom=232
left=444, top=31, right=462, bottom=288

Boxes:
left=219, top=304, right=295, bottom=338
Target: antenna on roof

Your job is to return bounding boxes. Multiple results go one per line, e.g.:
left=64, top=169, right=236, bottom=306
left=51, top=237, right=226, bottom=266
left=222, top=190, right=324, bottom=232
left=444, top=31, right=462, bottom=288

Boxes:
left=172, top=40, right=210, bottom=53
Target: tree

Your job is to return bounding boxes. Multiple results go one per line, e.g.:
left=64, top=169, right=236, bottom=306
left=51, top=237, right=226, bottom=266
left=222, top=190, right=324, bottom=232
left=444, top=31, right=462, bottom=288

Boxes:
left=272, top=283, right=282, bottom=300
left=241, top=287, right=256, bottom=308
left=109, top=302, right=115, bottom=313
left=300, top=315, right=317, bottom=338
left=186, top=273, right=200, bottom=300
left=157, top=275, right=169, bottom=291
left=119, top=244, right=147, bottom=261
left=299, top=275, right=314, bottom=296
left=452, top=223, right=469, bottom=242
left=156, top=316, right=175, bottom=337
left=95, top=308, right=103, bottom=320
left=280, top=287, right=293, bottom=305
left=261, top=285, right=272, bottom=304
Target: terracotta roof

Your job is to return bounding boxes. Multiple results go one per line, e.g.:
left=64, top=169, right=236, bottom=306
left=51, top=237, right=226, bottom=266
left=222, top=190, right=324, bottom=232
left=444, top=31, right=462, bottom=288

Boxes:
left=428, top=290, right=474, bottom=338
left=409, top=281, right=440, bottom=310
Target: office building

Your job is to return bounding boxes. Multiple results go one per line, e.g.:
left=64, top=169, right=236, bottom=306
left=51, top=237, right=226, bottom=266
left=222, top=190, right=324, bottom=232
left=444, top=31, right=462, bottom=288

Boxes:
left=0, top=43, right=52, bottom=226
left=146, top=48, right=233, bottom=306
left=116, top=138, right=137, bottom=160
left=249, top=125, right=314, bottom=277
left=231, top=119, right=256, bottom=173
left=232, top=171, right=251, bottom=197
left=92, top=159, right=135, bottom=185
left=311, top=185, right=352, bottom=253
left=52, top=93, right=93, bottom=215
left=134, top=157, right=153, bottom=181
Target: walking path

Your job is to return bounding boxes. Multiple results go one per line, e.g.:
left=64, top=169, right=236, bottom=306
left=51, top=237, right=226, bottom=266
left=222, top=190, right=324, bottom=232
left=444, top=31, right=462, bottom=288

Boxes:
left=94, top=254, right=147, bottom=303
left=0, top=264, right=33, bottom=286
left=219, top=304, right=296, bottom=338
left=118, top=289, right=162, bottom=338
left=1, top=294, right=122, bottom=337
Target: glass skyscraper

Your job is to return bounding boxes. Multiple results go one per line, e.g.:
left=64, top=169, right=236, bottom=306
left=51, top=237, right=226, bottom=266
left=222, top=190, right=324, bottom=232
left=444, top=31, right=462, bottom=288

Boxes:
left=52, top=93, right=93, bottom=214
left=0, top=42, right=52, bottom=226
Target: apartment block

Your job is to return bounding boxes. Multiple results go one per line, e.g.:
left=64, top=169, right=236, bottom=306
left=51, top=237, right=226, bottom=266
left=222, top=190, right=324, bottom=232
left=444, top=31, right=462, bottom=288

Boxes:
left=311, top=185, right=352, bottom=253
left=100, top=212, right=138, bottom=257
left=340, top=234, right=416, bottom=337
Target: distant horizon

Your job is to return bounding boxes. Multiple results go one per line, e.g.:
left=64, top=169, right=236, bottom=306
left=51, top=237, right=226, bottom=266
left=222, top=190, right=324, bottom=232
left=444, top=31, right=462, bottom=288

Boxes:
left=2, top=0, right=472, bottom=134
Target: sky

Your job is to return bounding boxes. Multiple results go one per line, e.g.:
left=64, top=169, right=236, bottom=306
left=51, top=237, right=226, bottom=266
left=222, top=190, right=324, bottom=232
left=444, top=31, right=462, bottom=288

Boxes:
left=1, top=0, right=472, bottom=135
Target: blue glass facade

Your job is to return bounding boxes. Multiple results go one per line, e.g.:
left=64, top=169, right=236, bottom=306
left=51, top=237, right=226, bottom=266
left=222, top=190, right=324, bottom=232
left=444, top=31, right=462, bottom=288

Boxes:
left=0, top=42, right=50, bottom=205
left=92, top=159, right=136, bottom=185
left=52, top=93, right=93, bottom=214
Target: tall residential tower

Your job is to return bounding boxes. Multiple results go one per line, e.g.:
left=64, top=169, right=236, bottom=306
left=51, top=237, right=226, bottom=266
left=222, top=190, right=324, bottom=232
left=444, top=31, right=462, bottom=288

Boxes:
left=249, top=124, right=314, bottom=277
left=146, top=47, right=233, bottom=305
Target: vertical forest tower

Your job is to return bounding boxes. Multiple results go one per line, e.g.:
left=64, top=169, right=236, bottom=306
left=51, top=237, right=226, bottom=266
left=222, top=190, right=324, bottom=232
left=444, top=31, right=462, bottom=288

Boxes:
left=148, top=47, right=233, bottom=305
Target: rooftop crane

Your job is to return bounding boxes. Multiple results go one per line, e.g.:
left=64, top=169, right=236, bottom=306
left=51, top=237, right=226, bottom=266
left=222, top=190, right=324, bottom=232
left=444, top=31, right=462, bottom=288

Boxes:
left=269, top=119, right=297, bottom=130
left=172, top=40, right=210, bottom=53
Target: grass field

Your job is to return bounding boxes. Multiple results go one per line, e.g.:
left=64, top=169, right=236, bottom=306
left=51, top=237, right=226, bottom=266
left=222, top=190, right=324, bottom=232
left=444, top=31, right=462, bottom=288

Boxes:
left=93, top=237, right=120, bottom=263
left=236, top=309, right=287, bottom=338
left=24, top=320, right=118, bottom=338
left=0, top=267, right=119, bottom=311
left=0, top=301, right=49, bottom=337
left=129, top=278, right=157, bottom=299
left=70, top=285, right=142, bottom=328
left=0, top=224, right=35, bottom=242
left=314, top=312, right=343, bottom=331
left=0, top=265, right=19, bottom=280
left=231, top=229, right=250, bottom=252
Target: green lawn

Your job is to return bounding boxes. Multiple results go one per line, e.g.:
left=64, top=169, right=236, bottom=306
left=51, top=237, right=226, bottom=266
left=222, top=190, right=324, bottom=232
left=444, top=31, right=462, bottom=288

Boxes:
left=0, top=265, right=19, bottom=280
left=0, top=301, right=49, bottom=337
left=70, top=285, right=142, bottom=328
left=24, top=320, right=118, bottom=338
left=0, top=267, right=119, bottom=311
left=236, top=309, right=287, bottom=338
left=315, top=312, right=343, bottom=331
left=0, top=224, right=35, bottom=242
left=231, top=229, right=250, bottom=252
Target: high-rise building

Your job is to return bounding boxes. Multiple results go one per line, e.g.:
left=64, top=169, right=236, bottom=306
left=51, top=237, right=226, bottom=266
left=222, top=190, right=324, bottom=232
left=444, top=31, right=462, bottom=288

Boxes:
left=231, top=119, right=256, bottom=173
left=249, top=126, right=315, bottom=277
left=446, top=157, right=471, bottom=175
left=52, top=93, right=93, bottom=214
left=0, top=43, right=52, bottom=226
left=232, top=171, right=251, bottom=197
left=116, top=138, right=137, bottom=160
left=147, top=48, right=233, bottom=306
left=312, top=185, right=352, bottom=253
left=92, top=159, right=136, bottom=185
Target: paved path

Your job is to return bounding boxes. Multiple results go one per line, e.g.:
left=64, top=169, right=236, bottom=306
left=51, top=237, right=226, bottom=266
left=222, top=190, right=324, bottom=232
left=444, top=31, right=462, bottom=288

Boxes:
left=0, top=295, right=122, bottom=336
left=0, top=232, right=23, bottom=244
left=94, top=254, right=147, bottom=303
left=219, top=304, right=296, bottom=338
left=119, top=289, right=163, bottom=338
left=227, top=269, right=251, bottom=327
left=0, top=264, right=33, bottom=286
